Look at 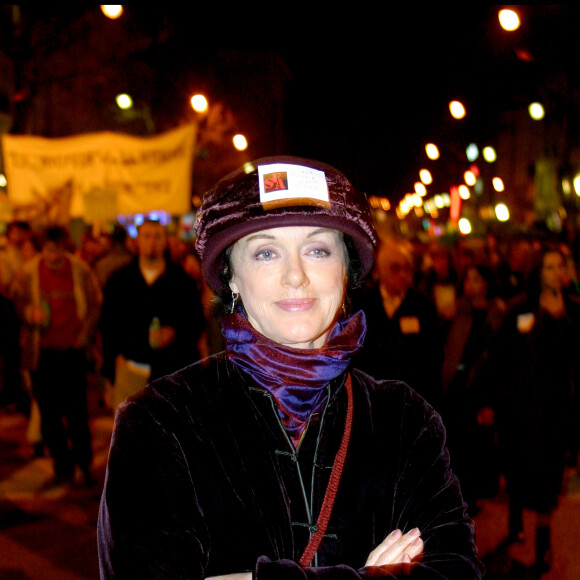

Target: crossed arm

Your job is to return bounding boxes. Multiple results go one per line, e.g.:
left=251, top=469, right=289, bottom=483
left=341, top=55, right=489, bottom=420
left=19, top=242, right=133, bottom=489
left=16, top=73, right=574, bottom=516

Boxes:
left=207, top=528, right=424, bottom=579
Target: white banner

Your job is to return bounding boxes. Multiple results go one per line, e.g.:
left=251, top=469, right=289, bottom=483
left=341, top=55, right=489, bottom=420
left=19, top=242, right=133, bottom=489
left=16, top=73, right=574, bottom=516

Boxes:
left=1, top=124, right=196, bottom=224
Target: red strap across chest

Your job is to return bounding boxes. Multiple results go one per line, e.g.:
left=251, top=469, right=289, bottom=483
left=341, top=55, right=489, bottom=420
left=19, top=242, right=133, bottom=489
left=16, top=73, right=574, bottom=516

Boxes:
left=299, top=374, right=354, bottom=567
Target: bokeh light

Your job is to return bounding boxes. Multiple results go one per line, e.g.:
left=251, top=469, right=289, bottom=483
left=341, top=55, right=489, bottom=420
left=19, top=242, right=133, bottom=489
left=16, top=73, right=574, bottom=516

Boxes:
left=458, top=218, right=472, bottom=235
left=419, top=169, right=432, bottom=185
left=529, top=102, right=545, bottom=120
left=115, top=93, right=132, bottom=110
left=449, top=100, right=466, bottom=119
left=492, top=177, right=505, bottom=192
left=232, top=134, right=248, bottom=151
left=498, top=9, right=520, bottom=31
left=101, top=5, right=123, bottom=19
left=425, top=143, right=440, bottom=160
left=190, top=94, right=208, bottom=113
left=495, top=203, right=510, bottom=222
left=483, top=146, right=497, bottom=163
left=466, top=143, right=479, bottom=162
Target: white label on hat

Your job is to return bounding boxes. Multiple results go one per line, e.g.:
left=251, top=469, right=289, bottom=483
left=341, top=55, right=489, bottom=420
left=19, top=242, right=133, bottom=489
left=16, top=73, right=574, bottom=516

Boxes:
left=258, top=163, right=329, bottom=208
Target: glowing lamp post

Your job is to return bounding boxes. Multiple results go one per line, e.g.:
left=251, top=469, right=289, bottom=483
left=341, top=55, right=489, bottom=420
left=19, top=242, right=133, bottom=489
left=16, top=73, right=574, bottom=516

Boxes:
left=498, top=9, right=520, bottom=32
left=190, top=94, right=209, bottom=114
left=233, top=134, right=248, bottom=151
left=449, top=101, right=466, bottom=120
left=101, top=5, right=123, bottom=19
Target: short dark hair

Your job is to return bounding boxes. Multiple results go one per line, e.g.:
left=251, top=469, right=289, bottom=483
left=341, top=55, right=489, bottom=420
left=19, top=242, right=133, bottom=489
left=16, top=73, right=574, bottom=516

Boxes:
left=42, top=226, right=70, bottom=247
left=7, top=221, right=30, bottom=233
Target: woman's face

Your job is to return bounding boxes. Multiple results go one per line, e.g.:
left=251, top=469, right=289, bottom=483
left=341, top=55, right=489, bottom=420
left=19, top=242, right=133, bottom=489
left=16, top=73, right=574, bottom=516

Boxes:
left=228, top=226, right=348, bottom=349
left=541, top=251, right=566, bottom=293
left=463, top=267, right=487, bottom=302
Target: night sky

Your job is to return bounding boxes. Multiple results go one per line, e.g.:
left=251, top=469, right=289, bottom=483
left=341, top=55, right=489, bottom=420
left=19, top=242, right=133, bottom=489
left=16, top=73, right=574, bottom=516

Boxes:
left=6, top=6, right=580, bottom=204
left=276, top=4, right=580, bottom=201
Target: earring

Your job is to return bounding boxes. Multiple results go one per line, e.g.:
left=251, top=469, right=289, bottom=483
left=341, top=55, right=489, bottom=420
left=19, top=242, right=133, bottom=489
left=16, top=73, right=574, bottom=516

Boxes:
left=230, top=291, right=239, bottom=314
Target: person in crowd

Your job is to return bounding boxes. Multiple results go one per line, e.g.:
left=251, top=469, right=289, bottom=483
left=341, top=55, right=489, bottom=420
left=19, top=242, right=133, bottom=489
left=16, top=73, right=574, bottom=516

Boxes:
left=10, top=232, right=44, bottom=455
left=93, top=225, right=134, bottom=288
left=495, top=236, right=534, bottom=301
left=0, top=220, right=32, bottom=297
left=0, top=288, right=22, bottom=409
left=0, top=221, right=32, bottom=409
left=98, top=156, right=482, bottom=579
left=441, top=264, right=505, bottom=514
left=76, top=228, right=108, bottom=268
left=490, top=245, right=580, bottom=573
left=182, top=247, right=225, bottom=358
left=11, top=226, right=102, bottom=487
left=98, top=219, right=205, bottom=409
left=353, top=238, right=444, bottom=408
left=453, top=240, right=476, bottom=285
left=484, top=232, right=503, bottom=272
left=417, top=241, right=458, bottom=335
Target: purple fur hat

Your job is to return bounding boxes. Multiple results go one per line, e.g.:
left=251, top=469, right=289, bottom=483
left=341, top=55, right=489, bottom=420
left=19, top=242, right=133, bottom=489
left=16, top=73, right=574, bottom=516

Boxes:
left=195, top=156, right=377, bottom=292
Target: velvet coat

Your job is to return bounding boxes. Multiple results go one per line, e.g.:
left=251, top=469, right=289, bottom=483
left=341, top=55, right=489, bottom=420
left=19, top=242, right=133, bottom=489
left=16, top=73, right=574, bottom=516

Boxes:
left=98, top=353, right=483, bottom=579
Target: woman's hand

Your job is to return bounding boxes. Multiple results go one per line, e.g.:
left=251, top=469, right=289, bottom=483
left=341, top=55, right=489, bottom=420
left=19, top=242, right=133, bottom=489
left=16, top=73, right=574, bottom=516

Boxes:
left=206, top=574, right=251, bottom=580
left=205, top=572, right=252, bottom=580
left=206, top=530, right=424, bottom=579
left=364, top=528, right=423, bottom=574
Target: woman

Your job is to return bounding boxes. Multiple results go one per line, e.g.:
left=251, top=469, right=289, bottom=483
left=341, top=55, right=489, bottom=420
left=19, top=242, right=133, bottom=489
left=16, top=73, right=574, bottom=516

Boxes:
left=492, top=246, right=580, bottom=572
left=441, top=264, right=505, bottom=514
left=98, top=157, right=482, bottom=579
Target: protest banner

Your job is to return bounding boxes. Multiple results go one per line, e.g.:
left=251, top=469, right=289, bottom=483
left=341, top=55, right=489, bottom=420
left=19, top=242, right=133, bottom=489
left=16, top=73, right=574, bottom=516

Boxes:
left=2, top=124, right=196, bottom=226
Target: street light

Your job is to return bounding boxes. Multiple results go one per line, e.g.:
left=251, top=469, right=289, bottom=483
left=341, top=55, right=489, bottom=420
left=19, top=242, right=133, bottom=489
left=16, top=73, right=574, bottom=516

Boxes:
left=459, top=185, right=470, bottom=200
left=414, top=182, right=427, bottom=196
left=190, top=94, right=208, bottom=113
left=101, top=5, right=123, bottom=19
left=529, top=102, right=545, bottom=120
left=498, top=8, right=520, bottom=32
left=466, top=143, right=479, bottom=162
left=458, top=218, right=472, bottom=235
left=449, top=100, right=466, bottom=120
left=483, top=146, right=497, bottom=163
left=419, top=169, right=432, bottom=185
left=232, top=134, right=248, bottom=151
left=464, top=170, right=477, bottom=186
left=492, top=177, right=505, bottom=192
left=115, top=93, right=133, bottom=110
left=573, top=174, right=580, bottom=196
left=495, top=203, right=510, bottom=222
left=425, top=143, right=440, bottom=160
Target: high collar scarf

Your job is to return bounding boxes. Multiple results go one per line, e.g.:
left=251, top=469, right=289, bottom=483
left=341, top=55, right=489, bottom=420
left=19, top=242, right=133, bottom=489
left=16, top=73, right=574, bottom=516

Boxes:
left=222, top=310, right=366, bottom=443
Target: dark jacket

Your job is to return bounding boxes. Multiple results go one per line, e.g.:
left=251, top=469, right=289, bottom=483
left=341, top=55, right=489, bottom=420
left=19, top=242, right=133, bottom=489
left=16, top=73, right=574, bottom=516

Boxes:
left=99, top=258, right=205, bottom=383
left=98, top=354, right=482, bottom=579
left=490, top=291, right=580, bottom=511
left=353, top=285, right=444, bottom=408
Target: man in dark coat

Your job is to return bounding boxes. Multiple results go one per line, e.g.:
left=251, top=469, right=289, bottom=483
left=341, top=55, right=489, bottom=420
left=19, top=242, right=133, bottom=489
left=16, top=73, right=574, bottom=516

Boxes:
left=99, top=220, right=205, bottom=406
left=353, top=238, right=444, bottom=408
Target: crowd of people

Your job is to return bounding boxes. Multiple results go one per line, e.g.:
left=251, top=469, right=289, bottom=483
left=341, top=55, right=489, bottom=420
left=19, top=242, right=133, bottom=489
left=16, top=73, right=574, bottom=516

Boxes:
left=1, top=198, right=579, bottom=574
left=0, top=219, right=207, bottom=489
left=352, top=232, right=580, bottom=573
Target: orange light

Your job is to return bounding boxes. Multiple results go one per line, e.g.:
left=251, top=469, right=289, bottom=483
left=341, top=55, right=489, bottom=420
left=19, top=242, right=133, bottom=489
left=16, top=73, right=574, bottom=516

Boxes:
left=449, top=101, right=466, bottom=120
left=101, top=5, right=123, bottom=19
left=190, top=94, right=208, bottom=113
left=232, top=134, right=248, bottom=151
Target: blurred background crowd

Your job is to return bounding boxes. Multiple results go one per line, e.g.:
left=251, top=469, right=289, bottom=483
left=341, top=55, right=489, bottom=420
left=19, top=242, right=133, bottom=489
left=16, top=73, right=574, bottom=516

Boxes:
left=1, top=218, right=579, bottom=502
left=1, top=6, right=580, bottom=576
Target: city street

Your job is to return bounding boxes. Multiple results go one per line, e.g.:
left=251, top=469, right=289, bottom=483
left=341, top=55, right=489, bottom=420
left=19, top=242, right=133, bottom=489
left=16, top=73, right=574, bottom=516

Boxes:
left=0, top=389, right=579, bottom=580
